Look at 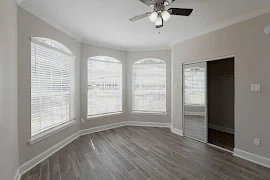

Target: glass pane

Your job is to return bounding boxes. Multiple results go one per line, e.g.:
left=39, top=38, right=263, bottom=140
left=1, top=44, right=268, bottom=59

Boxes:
left=184, top=67, right=205, bottom=105
left=183, top=62, right=206, bottom=142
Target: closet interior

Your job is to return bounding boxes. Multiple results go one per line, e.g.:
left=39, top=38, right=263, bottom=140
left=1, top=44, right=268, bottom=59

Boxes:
left=207, top=58, right=235, bottom=151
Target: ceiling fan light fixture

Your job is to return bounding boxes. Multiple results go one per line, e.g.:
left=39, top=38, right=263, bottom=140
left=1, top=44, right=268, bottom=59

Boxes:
left=161, top=10, right=170, bottom=21
left=149, top=11, right=158, bottom=22
left=164, top=1, right=169, bottom=6
left=155, top=16, right=163, bottom=26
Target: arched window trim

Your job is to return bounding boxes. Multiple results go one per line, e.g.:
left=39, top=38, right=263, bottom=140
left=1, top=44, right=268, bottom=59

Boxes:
left=31, top=37, right=74, bottom=57
left=87, top=56, right=123, bottom=117
left=88, top=56, right=121, bottom=64
left=30, top=37, right=76, bottom=138
left=132, top=58, right=167, bottom=114
left=134, top=58, right=165, bottom=64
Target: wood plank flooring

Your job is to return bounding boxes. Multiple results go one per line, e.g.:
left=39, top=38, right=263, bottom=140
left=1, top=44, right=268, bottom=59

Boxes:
left=20, top=126, right=270, bottom=180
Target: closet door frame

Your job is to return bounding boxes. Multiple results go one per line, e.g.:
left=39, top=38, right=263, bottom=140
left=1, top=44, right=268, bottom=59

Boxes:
left=182, top=54, right=235, bottom=144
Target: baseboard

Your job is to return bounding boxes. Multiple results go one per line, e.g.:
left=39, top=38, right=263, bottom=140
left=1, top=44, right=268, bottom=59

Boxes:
left=185, top=111, right=205, bottom=116
left=18, top=131, right=80, bottom=178
left=170, top=126, right=184, bottom=136
left=13, top=168, right=20, bottom=180
left=15, top=121, right=171, bottom=179
left=80, top=121, right=127, bottom=136
left=233, top=148, right=270, bottom=168
left=209, top=124, right=234, bottom=134
left=126, top=121, right=170, bottom=128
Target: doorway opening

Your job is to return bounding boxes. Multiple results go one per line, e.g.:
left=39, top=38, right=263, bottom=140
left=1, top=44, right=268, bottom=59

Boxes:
left=183, top=56, right=235, bottom=152
left=207, top=58, right=234, bottom=151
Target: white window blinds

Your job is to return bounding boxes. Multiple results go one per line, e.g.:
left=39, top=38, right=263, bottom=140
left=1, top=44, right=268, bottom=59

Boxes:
left=184, top=67, right=205, bottom=105
left=31, top=38, right=75, bottom=137
left=132, top=59, right=166, bottom=113
left=88, top=56, right=122, bottom=116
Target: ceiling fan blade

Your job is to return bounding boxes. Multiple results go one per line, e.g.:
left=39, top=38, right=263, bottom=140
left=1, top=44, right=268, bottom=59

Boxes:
left=129, top=12, right=150, bottom=22
left=139, top=0, right=154, bottom=6
left=168, top=8, right=193, bottom=16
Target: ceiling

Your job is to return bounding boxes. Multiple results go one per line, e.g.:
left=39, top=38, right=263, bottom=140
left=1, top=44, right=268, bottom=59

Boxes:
left=19, top=0, right=270, bottom=51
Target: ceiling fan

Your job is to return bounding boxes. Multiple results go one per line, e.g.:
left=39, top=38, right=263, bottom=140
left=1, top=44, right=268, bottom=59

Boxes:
left=129, top=0, right=193, bottom=28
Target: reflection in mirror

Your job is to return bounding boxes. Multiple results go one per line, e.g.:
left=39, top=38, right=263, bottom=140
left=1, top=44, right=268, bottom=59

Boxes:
left=183, top=63, right=207, bottom=142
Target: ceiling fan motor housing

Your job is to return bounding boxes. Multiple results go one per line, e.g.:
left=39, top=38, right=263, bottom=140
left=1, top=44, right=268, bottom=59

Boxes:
left=154, top=1, right=167, bottom=12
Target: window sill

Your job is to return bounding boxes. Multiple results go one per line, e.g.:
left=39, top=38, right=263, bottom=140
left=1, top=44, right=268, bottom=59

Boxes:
left=87, top=112, right=123, bottom=120
left=28, top=120, right=77, bottom=145
left=184, top=104, right=205, bottom=107
left=131, top=111, right=168, bottom=116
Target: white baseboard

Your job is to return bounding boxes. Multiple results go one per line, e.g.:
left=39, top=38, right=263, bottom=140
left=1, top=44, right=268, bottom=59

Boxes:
left=80, top=121, right=170, bottom=136
left=170, top=126, right=183, bottom=136
left=13, top=168, right=20, bottom=180
left=17, top=131, right=80, bottom=179
left=126, top=121, right=170, bottom=128
left=209, top=124, right=234, bottom=134
left=185, top=111, right=205, bottom=116
left=80, top=121, right=126, bottom=136
left=233, top=148, right=270, bottom=168
left=15, top=121, right=171, bottom=179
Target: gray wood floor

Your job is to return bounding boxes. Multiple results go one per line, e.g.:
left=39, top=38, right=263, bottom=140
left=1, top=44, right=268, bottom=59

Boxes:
left=20, top=126, right=270, bottom=180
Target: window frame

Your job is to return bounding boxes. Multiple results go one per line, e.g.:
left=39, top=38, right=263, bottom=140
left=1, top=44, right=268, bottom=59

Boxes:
left=132, top=58, right=167, bottom=115
left=87, top=56, right=123, bottom=119
left=29, top=37, right=76, bottom=144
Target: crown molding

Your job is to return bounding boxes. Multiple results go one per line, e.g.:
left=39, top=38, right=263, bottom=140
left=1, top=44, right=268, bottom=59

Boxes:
left=17, top=1, right=270, bottom=52
left=15, top=0, right=24, bottom=5
left=81, top=39, right=127, bottom=51
left=126, top=46, right=171, bottom=52
left=170, top=7, right=270, bottom=47
left=82, top=39, right=171, bottom=52
left=18, top=2, right=83, bottom=42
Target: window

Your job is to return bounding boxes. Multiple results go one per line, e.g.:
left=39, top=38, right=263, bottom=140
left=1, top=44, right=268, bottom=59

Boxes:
left=132, top=59, right=166, bottom=113
left=184, top=67, right=205, bottom=105
left=31, top=37, right=75, bottom=137
left=88, top=56, right=122, bottom=116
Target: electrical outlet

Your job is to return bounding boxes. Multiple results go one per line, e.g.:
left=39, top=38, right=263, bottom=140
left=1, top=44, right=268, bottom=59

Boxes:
left=254, top=138, right=261, bottom=146
left=81, top=118, right=85, bottom=123
left=251, top=84, right=260, bottom=92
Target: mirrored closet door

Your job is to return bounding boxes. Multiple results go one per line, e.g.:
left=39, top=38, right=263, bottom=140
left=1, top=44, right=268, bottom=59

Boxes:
left=183, top=62, right=207, bottom=142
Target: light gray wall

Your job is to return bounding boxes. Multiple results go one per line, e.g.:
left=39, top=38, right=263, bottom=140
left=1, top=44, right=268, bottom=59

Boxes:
left=0, top=0, right=19, bottom=179
left=80, top=43, right=128, bottom=129
left=127, top=50, right=171, bottom=124
left=17, top=8, right=81, bottom=165
left=172, top=12, right=270, bottom=158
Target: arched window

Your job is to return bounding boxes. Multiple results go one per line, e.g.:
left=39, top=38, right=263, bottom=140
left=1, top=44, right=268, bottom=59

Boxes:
left=31, top=37, right=75, bottom=137
left=88, top=56, right=122, bottom=116
left=132, top=58, right=166, bottom=113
